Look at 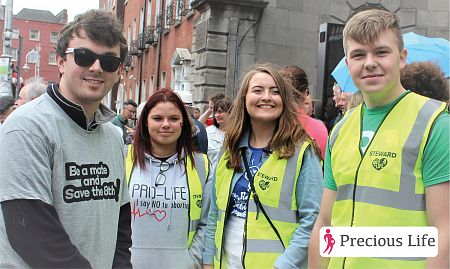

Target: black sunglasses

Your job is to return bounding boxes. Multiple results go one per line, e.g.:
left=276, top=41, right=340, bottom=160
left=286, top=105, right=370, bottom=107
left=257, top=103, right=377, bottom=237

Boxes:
left=155, top=161, right=170, bottom=186
left=65, top=47, right=121, bottom=72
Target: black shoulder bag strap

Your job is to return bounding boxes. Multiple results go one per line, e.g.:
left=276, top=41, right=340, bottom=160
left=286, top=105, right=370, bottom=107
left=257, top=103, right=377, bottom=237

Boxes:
left=240, top=148, right=286, bottom=249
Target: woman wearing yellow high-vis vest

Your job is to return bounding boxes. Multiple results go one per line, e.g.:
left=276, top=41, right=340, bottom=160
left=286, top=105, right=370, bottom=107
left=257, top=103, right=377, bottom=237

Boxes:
left=202, top=64, right=323, bottom=269
left=126, top=89, right=211, bottom=269
left=309, top=9, right=449, bottom=269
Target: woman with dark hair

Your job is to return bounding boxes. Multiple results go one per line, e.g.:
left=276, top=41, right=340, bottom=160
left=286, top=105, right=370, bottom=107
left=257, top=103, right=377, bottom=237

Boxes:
left=206, top=97, right=232, bottom=168
left=203, top=63, right=323, bottom=269
left=125, top=89, right=211, bottom=268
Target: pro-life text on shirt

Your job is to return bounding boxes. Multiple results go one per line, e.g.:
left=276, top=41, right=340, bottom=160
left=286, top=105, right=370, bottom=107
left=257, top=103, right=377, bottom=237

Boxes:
left=131, top=184, right=190, bottom=221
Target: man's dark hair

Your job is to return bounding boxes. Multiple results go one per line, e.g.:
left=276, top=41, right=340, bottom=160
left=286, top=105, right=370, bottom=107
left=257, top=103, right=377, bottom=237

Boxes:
left=213, top=97, right=232, bottom=128
left=57, top=10, right=128, bottom=62
left=124, top=99, right=138, bottom=107
left=209, top=93, right=225, bottom=104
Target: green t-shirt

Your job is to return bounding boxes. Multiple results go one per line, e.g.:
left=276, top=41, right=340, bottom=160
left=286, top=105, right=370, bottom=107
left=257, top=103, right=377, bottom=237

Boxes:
left=324, top=91, right=449, bottom=190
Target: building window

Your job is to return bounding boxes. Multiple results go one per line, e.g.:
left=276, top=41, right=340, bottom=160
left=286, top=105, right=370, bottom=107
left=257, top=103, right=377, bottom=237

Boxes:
left=127, top=25, right=131, bottom=48
left=133, top=19, right=137, bottom=41
left=175, top=0, right=183, bottom=21
left=49, top=51, right=57, bottom=64
left=10, top=48, right=17, bottom=61
left=30, top=29, right=40, bottom=41
left=161, top=72, right=167, bottom=88
left=150, top=76, right=154, bottom=95
left=50, top=32, right=58, bottom=43
left=141, top=80, right=147, bottom=102
left=155, top=0, right=160, bottom=26
left=135, top=81, right=140, bottom=102
left=140, top=8, right=144, bottom=35
left=147, top=0, right=152, bottom=26
left=165, top=0, right=171, bottom=27
left=12, top=28, right=19, bottom=39
left=172, top=65, right=181, bottom=91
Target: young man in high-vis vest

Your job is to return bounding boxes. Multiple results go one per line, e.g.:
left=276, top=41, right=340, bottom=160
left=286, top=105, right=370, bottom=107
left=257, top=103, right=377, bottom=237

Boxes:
left=309, top=9, right=449, bottom=269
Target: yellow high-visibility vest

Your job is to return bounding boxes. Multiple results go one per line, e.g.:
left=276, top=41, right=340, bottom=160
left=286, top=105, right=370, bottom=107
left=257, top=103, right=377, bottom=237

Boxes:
left=328, top=92, right=447, bottom=269
left=214, top=142, right=310, bottom=268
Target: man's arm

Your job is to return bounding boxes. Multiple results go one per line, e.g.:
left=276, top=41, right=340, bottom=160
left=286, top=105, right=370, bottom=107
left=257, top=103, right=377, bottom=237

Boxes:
left=425, top=182, right=449, bottom=269
left=2, top=199, right=92, bottom=268
left=112, top=202, right=132, bottom=269
left=308, top=188, right=336, bottom=269
left=422, top=113, right=449, bottom=268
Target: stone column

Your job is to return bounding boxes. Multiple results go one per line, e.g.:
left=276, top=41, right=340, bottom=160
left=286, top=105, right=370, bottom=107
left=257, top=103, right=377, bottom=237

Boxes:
left=191, top=0, right=268, bottom=107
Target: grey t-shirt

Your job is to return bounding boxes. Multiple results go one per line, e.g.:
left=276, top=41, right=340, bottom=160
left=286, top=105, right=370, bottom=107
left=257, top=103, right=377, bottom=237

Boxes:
left=129, top=152, right=211, bottom=269
left=0, top=94, right=129, bottom=269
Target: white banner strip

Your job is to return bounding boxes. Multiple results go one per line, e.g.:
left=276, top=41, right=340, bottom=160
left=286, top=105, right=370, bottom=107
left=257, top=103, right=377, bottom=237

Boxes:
left=319, top=227, right=438, bottom=257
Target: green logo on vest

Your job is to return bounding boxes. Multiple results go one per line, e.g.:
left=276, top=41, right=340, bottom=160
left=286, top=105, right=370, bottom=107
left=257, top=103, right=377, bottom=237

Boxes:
left=196, top=199, right=202, bottom=208
left=259, top=180, right=271, bottom=190
left=372, top=158, right=388, bottom=170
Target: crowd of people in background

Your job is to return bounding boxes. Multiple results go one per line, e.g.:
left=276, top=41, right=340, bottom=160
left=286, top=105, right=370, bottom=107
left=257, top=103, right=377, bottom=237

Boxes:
left=0, top=77, right=47, bottom=126
left=0, top=7, right=448, bottom=269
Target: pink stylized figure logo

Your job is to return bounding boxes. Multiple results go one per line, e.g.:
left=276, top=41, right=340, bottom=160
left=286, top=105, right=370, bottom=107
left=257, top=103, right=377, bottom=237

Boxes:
left=323, top=228, right=335, bottom=254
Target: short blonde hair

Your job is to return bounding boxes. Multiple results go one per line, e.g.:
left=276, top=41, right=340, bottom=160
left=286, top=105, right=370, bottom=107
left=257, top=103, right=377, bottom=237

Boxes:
left=343, top=9, right=403, bottom=55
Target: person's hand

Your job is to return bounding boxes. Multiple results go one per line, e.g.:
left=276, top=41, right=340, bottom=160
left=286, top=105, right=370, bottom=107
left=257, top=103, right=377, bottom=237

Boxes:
left=203, top=265, right=214, bottom=269
left=125, top=126, right=135, bottom=134
left=207, top=106, right=213, bottom=116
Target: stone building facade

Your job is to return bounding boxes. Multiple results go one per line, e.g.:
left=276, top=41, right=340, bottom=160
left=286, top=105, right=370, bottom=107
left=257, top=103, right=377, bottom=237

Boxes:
left=191, top=0, right=449, bottom=116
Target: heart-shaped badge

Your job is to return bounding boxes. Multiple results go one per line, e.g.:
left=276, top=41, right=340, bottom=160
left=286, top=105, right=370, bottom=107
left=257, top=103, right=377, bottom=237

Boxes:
left=372, top=158, right=388, bottom=170
left=258, top=180, right=271, bottom=190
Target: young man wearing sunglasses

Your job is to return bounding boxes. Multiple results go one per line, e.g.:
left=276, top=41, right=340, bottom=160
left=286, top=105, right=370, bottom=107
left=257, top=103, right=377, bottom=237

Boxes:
left=0, top=10, right=131, bottom=269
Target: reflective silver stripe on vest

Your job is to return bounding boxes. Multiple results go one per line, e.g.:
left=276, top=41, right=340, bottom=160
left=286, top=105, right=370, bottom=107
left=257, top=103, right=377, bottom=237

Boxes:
left=329, top=109, right=356, bottom=151
left=399, top=99, right=442, bottom=204
left=246, top=239, right=284, bottom=253
left=246, top=149, right=302, bottom=223
left=189, top=219, right=200, bottom=232
left=248, top=200, right=298, bottom=223
left=278, top=149, right=301, bottom=209
left=218, top=209, right=224, bottom=222
left=336, top=99, right=443, bottom=211
left=193, top=153, right=207, bottom=186
left=335, top=184, right=423, bottom=211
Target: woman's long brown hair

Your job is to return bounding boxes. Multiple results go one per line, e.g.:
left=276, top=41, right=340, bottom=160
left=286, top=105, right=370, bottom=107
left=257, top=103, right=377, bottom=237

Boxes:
left=224, top=63, right=311, bottom=171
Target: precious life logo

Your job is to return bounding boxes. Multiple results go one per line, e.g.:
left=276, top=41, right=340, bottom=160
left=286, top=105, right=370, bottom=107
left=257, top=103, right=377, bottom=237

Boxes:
left=320, top=227, right=438, bottom=257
